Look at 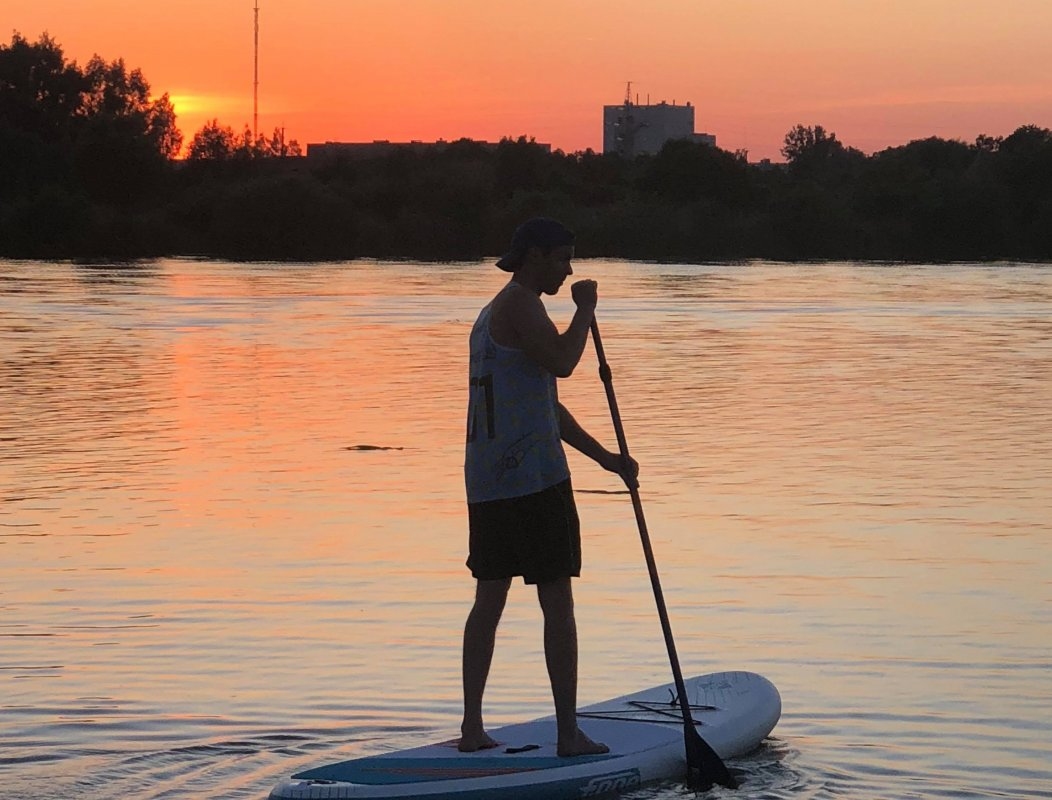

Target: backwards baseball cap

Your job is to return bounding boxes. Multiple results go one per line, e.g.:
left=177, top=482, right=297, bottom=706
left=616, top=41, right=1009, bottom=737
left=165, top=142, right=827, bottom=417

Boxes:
left=496, top=217, right=576, bottom=272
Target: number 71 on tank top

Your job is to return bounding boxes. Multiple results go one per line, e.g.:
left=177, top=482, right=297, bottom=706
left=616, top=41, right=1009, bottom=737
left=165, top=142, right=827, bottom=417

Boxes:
left=467, top=374, right=496, bottom=442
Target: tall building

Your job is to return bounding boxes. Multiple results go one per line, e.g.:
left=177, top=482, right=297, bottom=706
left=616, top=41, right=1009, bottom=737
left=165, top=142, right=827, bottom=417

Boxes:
left=603, top=97, right=715, bottom=158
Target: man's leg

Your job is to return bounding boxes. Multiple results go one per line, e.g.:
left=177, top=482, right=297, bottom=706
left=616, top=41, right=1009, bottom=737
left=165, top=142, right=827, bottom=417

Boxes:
left=536, top=577, right=609, bottom=757
left=460, top=577, right=512, bottom=752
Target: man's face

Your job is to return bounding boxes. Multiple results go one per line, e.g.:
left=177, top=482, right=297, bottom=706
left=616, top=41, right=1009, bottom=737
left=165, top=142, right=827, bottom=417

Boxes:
left=539, top=245, right=574, bottom=295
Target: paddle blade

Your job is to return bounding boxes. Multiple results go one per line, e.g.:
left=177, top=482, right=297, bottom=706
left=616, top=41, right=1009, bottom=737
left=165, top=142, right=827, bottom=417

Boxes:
left=685, top=723, right=738, bottom=790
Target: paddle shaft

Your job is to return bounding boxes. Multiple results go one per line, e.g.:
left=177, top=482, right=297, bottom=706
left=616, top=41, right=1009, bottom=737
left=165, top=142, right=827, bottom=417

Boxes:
left=590, top=318, right=736, bottom=790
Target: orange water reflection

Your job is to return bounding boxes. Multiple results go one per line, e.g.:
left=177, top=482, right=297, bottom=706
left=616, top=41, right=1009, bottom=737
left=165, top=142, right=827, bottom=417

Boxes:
left=2, top=259, right=1051, bottom=799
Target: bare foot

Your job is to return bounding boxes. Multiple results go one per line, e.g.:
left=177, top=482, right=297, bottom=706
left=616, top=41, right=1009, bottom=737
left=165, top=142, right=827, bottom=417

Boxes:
left=458, top=730, right=500, bottom=752
left=557, top=728, right=610, bottom=757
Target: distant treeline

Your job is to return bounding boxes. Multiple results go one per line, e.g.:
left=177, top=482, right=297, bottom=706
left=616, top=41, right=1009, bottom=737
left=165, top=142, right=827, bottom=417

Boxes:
left=3, top=32, right=1052, bottom=262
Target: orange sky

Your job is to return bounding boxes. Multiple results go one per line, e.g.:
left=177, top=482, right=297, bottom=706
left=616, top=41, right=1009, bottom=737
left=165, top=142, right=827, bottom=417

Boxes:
left=10, top=0, right=1052, bottom=160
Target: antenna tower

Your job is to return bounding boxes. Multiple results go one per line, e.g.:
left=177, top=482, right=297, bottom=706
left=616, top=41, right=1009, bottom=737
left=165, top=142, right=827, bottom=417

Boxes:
left=253, top=0, right=260, bottom=140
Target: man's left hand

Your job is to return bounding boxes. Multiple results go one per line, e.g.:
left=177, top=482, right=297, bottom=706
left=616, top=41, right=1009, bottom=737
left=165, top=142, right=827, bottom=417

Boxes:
left=601, top=450, right=639, bottom=490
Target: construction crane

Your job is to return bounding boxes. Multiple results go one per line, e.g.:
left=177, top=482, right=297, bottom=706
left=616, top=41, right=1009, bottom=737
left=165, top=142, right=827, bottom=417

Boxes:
left=616, top=81, right=645, bottom=158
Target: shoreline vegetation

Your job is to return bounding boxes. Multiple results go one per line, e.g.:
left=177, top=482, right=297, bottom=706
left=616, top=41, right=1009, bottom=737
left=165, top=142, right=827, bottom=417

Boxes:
left=3, top=33, right=1051, bottom=264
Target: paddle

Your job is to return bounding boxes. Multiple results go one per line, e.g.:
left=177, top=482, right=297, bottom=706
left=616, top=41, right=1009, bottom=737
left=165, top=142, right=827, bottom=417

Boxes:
left=590, top=318, right=738, bottom=791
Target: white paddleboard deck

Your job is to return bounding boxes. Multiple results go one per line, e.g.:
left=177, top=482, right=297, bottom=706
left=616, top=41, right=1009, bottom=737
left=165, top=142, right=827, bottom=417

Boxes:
left=270, top=671, right=780, bottom=800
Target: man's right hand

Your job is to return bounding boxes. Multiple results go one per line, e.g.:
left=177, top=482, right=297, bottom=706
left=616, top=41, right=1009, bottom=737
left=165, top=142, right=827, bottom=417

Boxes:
left=571, top=279, right=598, bottom=311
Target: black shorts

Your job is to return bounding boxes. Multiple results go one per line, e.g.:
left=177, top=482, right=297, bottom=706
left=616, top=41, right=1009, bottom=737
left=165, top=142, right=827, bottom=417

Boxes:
left=467, top=479, right=581, bottom=585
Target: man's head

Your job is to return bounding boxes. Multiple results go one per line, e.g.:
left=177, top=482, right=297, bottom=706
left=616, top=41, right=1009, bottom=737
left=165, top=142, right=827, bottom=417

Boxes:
left=496, top=218, right=576, bottom=273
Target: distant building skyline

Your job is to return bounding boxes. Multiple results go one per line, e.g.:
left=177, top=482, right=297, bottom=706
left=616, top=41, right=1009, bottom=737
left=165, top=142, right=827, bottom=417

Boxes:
left=603, top=98, right=716, bottom=158
left=307, top=94, right=718, bottom=163
left=305, top=139, right=552, bottom=162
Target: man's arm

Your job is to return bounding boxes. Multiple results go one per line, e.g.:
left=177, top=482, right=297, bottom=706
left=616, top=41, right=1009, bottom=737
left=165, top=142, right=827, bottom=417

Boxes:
left=502, top=282, right=596, bottom=378
left=558, top=403, right=639, bottom=487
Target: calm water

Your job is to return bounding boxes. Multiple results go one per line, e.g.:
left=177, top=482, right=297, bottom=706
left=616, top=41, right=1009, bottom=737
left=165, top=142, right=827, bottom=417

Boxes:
left=2, top=258, right=1050, bottom=800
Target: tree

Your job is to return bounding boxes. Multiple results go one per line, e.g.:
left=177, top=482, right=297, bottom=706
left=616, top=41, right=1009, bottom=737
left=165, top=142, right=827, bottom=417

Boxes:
left=995, top=125, right=1052, bottom=253
left=73, top=54, right=179, bottom=201
left=780, top=124, right=865, bottom=184
left=1000, top=124, right=1052, bottom=152
left=495, top=136, right=551, bottom=196
left=262, top=126, right=302, bottom=158
left=147, top=93, right=182, bottom=159
left=0, top=32, right=86, bottom=142
left=974, top=134, right=1001, bottom=154
left=640, top=139, right=752, bottom=206
left=0, top=33, right=180, bottom=204
left=186, top=121, right=301, bottom=160
left=781, top=124, right=838, bottom=163
left=82, top=55, right=148, bottom=116
left=186, top=119, right=239, bottom=160
left=78, top=54, right=181, bottom=159
left=0, top=34, right=81, bottom=198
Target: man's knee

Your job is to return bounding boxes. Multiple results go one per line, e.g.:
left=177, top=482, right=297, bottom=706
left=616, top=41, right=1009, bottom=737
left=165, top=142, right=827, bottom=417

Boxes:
left=536, top=577, right=574, bottom=618
left=471, top=578, right=511, bottom=619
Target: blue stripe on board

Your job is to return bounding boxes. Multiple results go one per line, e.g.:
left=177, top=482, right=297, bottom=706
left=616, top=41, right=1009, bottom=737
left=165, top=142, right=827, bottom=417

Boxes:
left=292, top=754, right=620, bottom=785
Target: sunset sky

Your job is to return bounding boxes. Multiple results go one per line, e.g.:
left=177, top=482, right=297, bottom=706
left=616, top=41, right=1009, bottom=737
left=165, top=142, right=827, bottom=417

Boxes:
left=10, top=0, right=1052, bottom=160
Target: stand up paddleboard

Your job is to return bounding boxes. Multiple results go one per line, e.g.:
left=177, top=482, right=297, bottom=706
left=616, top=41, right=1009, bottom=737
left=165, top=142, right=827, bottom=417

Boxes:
left=269, top=670, right=780, bottom=800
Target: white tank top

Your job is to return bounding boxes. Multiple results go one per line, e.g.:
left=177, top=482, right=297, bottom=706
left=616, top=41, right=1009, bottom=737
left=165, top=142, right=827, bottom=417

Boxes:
left=464, top=290, right=570, bottom=503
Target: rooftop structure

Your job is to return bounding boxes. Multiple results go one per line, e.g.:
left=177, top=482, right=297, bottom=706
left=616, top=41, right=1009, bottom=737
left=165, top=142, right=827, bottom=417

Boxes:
left=603, top=87, right=716, bottom=157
